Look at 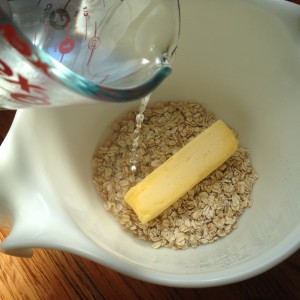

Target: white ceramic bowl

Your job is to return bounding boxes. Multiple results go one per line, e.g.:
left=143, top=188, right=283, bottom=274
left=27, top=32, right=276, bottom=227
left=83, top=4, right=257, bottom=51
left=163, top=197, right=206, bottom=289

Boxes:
left=1, top=0, right=300, bottom=287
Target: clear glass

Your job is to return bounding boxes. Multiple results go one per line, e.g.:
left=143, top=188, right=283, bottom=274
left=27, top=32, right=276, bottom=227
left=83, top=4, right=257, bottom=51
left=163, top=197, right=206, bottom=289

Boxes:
left=0, top=0, right=180, bottom=108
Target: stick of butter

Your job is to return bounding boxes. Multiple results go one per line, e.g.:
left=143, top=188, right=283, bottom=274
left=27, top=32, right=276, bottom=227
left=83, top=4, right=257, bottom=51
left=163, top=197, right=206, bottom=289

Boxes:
left=124, top=120, right=238, bottom=223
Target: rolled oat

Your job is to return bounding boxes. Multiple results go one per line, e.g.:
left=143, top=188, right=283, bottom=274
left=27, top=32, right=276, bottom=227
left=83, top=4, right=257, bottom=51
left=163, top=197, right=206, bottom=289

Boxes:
left=92, top=101, right=258, bottom=249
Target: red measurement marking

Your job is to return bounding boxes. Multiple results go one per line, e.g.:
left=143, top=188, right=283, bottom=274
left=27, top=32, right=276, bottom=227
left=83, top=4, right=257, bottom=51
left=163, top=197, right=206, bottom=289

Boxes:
left=59, top=37, right=75, bottom=54
left=87, top=44, right=96, bottom=65
left=88, top=36, right=100, bottom=49
left=59, top=23, right=75, bottom=62
left=87, top=22, right=100, bottom=66
left=93, top=21, right=97, bottom=36
left=59, top=37, right=75, bottom=62
left=99, top=74, right=109, bottom=85
left=87, top=50, right=94, bottom=66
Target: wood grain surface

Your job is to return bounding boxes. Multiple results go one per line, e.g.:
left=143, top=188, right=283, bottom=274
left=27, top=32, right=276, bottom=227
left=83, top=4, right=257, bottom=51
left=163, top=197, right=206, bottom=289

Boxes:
left=1, top=1, right=300, bottom=297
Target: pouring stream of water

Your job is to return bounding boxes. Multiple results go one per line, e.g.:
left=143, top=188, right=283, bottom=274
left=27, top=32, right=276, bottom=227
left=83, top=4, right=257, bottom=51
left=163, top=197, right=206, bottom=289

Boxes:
left=129, top=94, right=151, bottom=173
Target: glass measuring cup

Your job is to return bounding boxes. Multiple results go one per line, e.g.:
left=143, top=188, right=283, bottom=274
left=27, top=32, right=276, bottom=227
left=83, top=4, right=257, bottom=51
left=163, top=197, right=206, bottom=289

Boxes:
left=0, top=0, right=180, bottom=109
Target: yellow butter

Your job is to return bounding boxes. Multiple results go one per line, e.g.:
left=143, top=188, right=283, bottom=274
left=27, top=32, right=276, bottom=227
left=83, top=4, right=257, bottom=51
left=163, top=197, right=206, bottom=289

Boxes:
left=124, top=120, right=238, bottom=223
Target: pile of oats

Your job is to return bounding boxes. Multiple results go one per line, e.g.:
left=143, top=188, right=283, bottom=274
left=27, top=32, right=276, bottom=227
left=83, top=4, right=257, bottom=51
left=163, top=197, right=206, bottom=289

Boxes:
left=92, top=101, right=258, bottom=249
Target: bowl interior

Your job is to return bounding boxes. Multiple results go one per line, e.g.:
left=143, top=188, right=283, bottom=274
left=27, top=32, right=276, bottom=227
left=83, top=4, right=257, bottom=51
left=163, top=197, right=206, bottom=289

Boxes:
left=5, top=0, right=300, bottom=286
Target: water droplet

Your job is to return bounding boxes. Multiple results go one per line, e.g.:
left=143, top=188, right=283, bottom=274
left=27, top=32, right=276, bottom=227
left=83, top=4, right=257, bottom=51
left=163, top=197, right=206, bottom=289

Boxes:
left=129, top=151, right=139, bottom=164
left=132, top=129, right=140, bottom=141
left=130, top=165, right=137, bottom=173
left=136, top=113, right=144, bottom=124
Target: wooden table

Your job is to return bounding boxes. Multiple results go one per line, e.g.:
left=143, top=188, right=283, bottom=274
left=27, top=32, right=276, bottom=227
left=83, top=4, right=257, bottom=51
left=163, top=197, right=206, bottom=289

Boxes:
left=1, top=0, right=300, bottom=296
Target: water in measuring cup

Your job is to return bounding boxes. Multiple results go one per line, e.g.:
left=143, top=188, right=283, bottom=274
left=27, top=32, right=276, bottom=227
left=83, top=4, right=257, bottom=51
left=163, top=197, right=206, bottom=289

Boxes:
left=7, top=0, right=178, bottom=88
left=128, top=94, right=151, bottom=173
